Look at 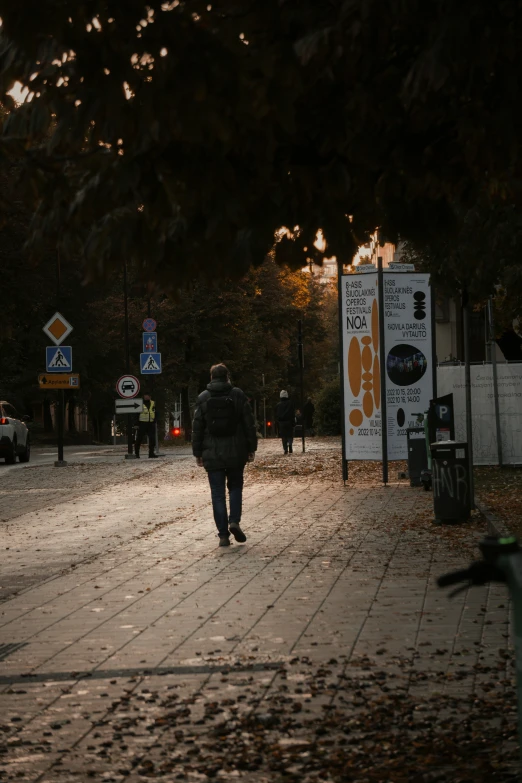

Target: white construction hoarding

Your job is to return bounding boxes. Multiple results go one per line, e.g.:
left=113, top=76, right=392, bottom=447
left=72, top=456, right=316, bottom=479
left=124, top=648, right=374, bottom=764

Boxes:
left=437, top=363, right=522, bottom=465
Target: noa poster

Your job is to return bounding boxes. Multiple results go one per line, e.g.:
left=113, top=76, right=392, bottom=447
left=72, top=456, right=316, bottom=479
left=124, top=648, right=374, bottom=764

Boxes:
left=341, top=272, right=382, bottom=459
left=341, top=271, right=434, bottom=461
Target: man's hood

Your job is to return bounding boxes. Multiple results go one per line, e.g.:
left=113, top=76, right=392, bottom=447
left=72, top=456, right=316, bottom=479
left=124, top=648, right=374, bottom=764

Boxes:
left=207, top=380, right=232, bottom=394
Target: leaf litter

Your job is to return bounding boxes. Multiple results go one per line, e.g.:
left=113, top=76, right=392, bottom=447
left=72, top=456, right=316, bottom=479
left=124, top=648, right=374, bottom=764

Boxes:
left=12, top=655, right=514, bottom=783
left=1, top=438, right=519, bottom=782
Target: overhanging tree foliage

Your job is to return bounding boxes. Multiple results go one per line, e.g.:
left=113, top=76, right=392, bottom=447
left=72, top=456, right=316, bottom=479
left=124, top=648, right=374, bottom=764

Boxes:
left=1, top=1, right=521, bottom=286
left=402, top=198, right=522, bottom=333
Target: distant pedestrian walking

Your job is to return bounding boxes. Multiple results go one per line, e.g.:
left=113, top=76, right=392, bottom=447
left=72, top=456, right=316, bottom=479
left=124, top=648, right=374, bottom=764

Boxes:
left=192, top=364, right=257, bottom=547
left=276, top=390, right=295, bottom=454
left=135, top=394, right=158, bottom=459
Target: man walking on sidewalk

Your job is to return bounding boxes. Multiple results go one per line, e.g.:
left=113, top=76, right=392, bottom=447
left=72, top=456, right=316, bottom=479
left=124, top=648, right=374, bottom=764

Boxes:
left=192, top=364, right=257, bottom=547
left=135, top=394, right=158, bottom=459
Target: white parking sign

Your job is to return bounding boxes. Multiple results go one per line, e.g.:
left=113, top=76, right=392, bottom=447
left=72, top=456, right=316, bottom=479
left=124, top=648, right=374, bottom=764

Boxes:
left=116, top=375, right=140, bottom=399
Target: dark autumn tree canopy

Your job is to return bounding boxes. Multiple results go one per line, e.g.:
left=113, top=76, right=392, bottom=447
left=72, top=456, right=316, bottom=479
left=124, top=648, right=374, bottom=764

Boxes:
left=1, top=1, right=522, bottom=286
left=402, top=199, right=522, bottom=334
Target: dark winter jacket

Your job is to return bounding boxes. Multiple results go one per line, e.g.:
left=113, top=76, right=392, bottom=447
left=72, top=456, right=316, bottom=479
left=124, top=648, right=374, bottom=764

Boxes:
left=276, top=399, right=295, bottom=438
left=192, top=380, right=257, bottom=471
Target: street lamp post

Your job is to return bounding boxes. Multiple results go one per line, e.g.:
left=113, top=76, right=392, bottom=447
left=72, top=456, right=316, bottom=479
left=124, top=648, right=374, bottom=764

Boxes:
left=298, top=319, right=305, bottom=453
left=54, top=249, right=67, bottom=466
left=262, top=373, right=267, bottom=439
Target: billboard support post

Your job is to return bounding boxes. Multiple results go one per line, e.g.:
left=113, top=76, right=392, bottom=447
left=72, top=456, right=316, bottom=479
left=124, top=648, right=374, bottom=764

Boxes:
left=378, top=256, right=388, bottom=485
left=337, top=258, right=348, bottom=483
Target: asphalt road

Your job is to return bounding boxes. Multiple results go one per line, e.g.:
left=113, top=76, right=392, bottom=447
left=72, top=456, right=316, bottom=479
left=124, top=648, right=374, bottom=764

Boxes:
left=0, top=443, right=194, bottom=472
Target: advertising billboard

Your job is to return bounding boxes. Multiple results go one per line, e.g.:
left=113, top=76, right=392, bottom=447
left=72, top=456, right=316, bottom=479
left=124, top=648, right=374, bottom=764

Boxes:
left=341, top=270, right=434, bottom=461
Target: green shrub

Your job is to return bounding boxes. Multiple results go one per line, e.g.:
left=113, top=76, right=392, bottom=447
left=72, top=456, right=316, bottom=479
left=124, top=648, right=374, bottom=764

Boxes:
left=315, top=377, right=342, bottom=435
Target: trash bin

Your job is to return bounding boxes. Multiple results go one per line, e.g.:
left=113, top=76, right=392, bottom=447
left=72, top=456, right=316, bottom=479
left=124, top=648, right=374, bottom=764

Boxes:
left=431, top=441, right=471, bottom=523
left=406, top=427, right=428, bottom=487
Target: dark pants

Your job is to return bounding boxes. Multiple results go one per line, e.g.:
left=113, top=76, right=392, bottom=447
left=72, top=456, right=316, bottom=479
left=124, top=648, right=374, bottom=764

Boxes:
left=207, top=467, right=244, bottom=537
left=135, top=421, right=155, bottom=457
left=281, top=436, right=293, bottom=454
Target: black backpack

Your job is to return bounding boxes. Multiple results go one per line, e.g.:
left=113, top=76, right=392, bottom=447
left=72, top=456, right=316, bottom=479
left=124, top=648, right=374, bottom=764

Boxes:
left=206, top=394, right=237, bottom=437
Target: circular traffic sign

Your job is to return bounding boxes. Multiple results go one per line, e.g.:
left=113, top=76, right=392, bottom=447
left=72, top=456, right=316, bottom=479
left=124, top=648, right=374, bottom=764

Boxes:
left=116, top=374, right=140, bottom=399
left=142, top=317, right=157, bottom=332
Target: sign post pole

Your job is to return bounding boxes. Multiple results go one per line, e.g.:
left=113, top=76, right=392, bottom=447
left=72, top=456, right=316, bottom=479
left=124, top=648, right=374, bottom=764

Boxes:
left=462, top=288, right=475, bottom=507
left=377, top=256, right=388, bottom=486
left=123, top=261, right=137, bottom=460
left=42, top=310, right=74, bottom=467
left=56, top=253, right=65, bottom=466
left=337, top=258, right=349, bottom=483
left=431, top=282, right=438, bottom=399
left=488, top=296, right=503, bottom=467
left=147, top=298, right=158, bottom=455
left=57, top=390, right=65, bottom=463
left=141, top=314, right=161, bottom=454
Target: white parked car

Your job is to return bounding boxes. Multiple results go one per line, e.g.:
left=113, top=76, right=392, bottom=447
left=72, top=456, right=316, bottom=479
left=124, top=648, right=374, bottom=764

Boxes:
left=0, top=401, right=31, bottom=464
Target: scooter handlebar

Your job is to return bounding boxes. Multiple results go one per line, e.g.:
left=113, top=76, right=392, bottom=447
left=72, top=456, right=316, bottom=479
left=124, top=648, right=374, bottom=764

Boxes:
left=438, top=561, right=506, bottom=589
left=437, top=569, right=471, bottom=588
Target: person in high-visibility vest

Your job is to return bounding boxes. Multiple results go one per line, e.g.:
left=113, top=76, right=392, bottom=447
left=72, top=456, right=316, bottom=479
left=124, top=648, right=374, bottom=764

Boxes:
left=135, top=394, right=158, bottom=458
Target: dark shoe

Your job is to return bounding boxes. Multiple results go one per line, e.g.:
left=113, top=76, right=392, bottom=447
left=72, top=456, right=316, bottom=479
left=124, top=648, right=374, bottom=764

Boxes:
left=219, top=536, right=231, bottom=547
left=149, top=454, right=159, bottom=458
left=135, top=454, right=140, bottom=459
left=229, top=523, right=247, bottom=543
left=288, top=446, right=293, bottom=454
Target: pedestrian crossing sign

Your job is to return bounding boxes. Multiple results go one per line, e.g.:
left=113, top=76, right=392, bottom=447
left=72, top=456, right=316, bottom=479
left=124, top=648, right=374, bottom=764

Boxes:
left=140, top=352, right=162, bottom=374
left=46, top=346, right=72, bottom=372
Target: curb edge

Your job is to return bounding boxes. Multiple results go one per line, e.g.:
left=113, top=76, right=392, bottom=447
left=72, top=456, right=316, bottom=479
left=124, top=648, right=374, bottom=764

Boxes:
left=475, top=495, right=512, bottom=538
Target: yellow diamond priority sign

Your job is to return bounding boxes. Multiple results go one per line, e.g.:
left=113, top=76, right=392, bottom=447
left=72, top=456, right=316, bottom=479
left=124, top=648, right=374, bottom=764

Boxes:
left=43, top=312, right=73, bottom=346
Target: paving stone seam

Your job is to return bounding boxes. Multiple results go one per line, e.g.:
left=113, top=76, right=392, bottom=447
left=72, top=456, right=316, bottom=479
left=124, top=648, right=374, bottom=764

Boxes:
left=0, top=482, right=322, bottom=691
left=0, top=477, right=270, bottom=614
left=99, top=484, right=345, bottom=677
left=219, top=488, right=369, bottom=662
left=4, top=473, right=494, bottom=783
left=473, top=579, right=509, bottom=696
left=406, top=544, right=436, bottom=696
left=0, top=482, right=294, bottom=694
left=17, top=484, right=349, bottom=782
left=25, top=484, right=338, bottom=783
left=0, top=483, right=318, bottom=778
left=246, top=486, right=408, bottom=719
left=0, top=660, right=285, bottom=685
left=325, top=486, right=432, bottom=711
left=0, top=480, right=277, bottom=632
left=285, top=492, right=386, bottom=657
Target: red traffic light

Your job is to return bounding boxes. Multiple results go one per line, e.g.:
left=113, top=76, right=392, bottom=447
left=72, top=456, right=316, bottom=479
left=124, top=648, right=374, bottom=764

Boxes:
left=267, top=421, right=271, bottom=427
left=172, top=427, right=181, bottom=436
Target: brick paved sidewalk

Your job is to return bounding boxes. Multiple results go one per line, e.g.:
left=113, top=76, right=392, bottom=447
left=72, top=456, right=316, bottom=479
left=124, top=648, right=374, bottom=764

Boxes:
left=0, top=443, right=516, bottom=782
